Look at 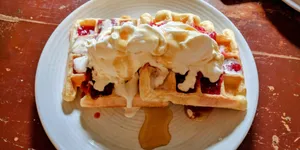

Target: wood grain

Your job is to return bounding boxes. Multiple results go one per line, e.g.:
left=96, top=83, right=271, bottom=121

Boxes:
left=0, top=0, right=299, bottom=149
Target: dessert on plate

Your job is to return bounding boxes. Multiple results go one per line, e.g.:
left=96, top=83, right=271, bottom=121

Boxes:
left=62, top=10, right=247, bottom=117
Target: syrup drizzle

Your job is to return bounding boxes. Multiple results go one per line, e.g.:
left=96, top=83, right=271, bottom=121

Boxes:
left=139, top=107, right=173, bottom=150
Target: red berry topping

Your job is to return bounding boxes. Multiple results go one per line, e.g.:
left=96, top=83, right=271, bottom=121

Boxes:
left=149, top=21, right=156, bottom=26
left=230, top=63, right=242, bottom=72
left=208, top=31, right=217, bottom=41
left=223, top=59, right=242, bottom=73
left=175, top=72, right=198, bottom=93
left=111, top=19, right=118, bottom=26
left=77, top=25, right=95, bottom=36
left=192, top=25, right=217, bottom=41
left=149, top=21, right=166, bottom=27
left=94, top=112, right=101, bottom=119
left=98, top=20, right=103, bottom=25
left=156, top=21, right=166, bottom=27
left=80, top=68, right=114, bottom=99
left=97, top=20, right=103, bottom=33
left=199, top=73, right=223, bottom=95
left=184, top=105, right=213, bottom=120
left=193, top=25, right=206, bottom=33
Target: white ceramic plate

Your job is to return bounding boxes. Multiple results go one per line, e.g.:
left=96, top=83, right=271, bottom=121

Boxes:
left=35, top=0, right=259, bottom=149
left=283, top=0, right=300, bottom=12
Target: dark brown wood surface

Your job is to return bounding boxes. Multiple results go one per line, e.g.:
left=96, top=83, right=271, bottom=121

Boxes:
left=0, top=0, right=299, bottom=149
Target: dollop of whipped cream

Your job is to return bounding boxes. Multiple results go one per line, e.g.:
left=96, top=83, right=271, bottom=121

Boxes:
left=158, top=22, right=223, bottom=91
left=73, top=56, right=88, bottom=73
left=86, top=21, right=223, bottom=108
left=87, top=22, right=168, bottom=108
left=72, top=36, right=95, bottom=54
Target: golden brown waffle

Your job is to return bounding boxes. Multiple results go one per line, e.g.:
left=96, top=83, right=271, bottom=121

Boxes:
left=62, top=10, right=247, bottom=110
left=138, top=10, right=247, bottom=110
left=62, top=16, right=169, bottom=107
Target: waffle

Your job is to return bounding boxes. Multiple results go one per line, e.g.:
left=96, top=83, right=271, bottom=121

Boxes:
left=62, top=16, right=169, bottom=107
left=139, top=10, right=246, bottom=110
left=62, top=10, right=247, bottom=110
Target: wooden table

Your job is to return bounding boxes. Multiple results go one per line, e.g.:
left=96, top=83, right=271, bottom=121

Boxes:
left=0, top=0, right=299, bottom=149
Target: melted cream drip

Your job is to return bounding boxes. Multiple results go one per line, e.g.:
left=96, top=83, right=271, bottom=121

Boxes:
left=115, top=73, right=139, bottom=108
left=115, top=73, right=140, bottom=118
left=124, top=107, right=140, bottom=118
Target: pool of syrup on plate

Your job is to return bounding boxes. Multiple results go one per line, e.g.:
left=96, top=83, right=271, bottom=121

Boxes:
left=139, top=107, right=172, bottom=150
left=138, top=106, right=213, bottom=149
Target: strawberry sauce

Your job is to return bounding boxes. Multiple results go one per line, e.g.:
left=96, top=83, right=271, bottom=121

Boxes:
left=77, top=25, right=95, bottom=36
left=81, top=68, right=114, bottom=99
left=199, top=73, right=223, bottom=95
left=94, top=112, right=101, bottom=119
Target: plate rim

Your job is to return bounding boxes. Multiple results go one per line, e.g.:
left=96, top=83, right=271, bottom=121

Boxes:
left=283, top=0, right=300, bottom=12
left=35, top=0, right=259, bottom=149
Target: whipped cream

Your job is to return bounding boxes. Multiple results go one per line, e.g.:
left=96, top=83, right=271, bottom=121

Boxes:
left=72, top=36, right=95, bottom=54
left=88, top=22, right=168, bottom=90
left=73, top=56, right=88, bottom=73
left=86, top=18, right=223, bottom=108
left=158, top=22, right=223, bottom=91
left=87, top=22, right=169, bottom=111
left=219, top=45, right=225, bottom=53
left=102, top=19, right=113, bottom=31
left=223, top=58, right=242, bottom=75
